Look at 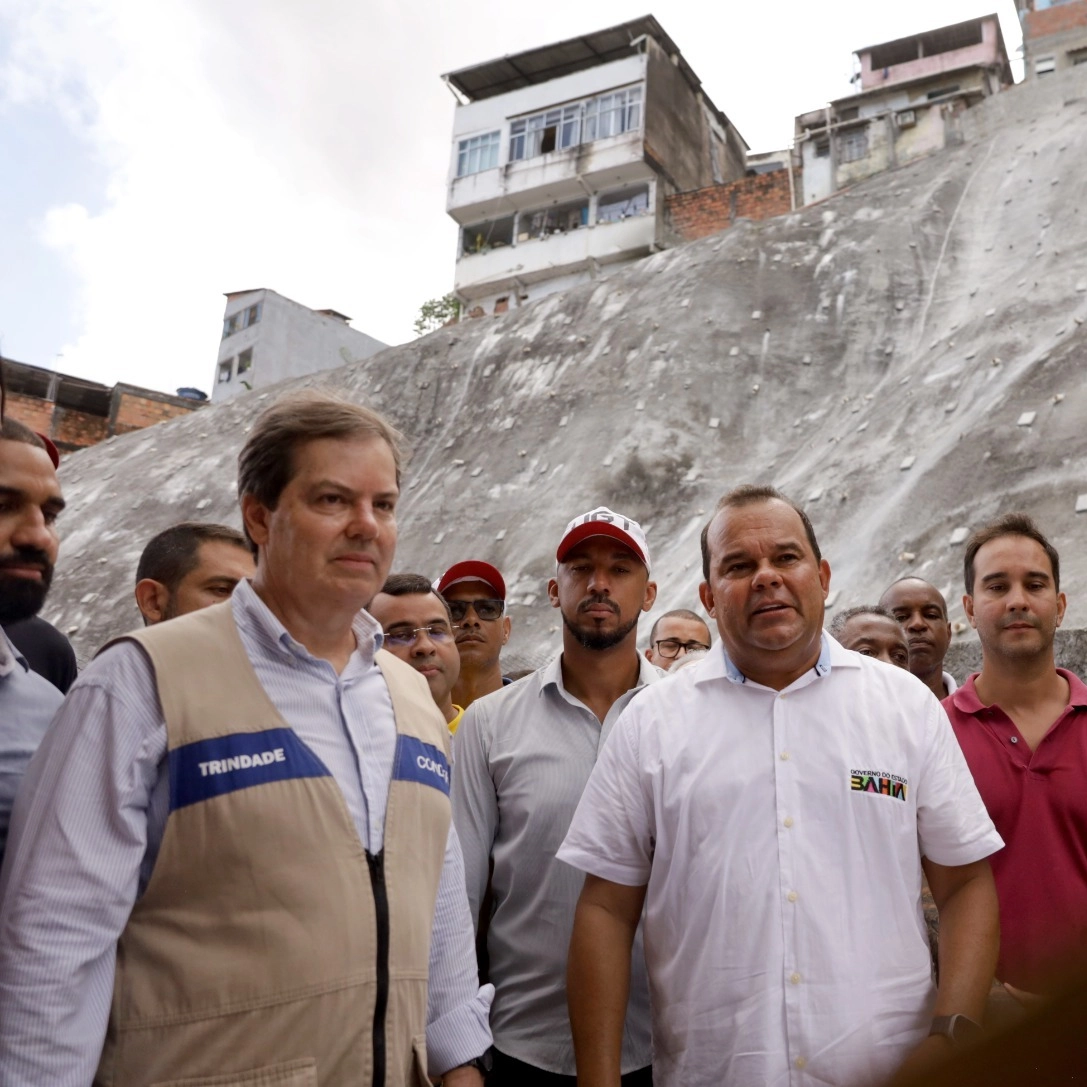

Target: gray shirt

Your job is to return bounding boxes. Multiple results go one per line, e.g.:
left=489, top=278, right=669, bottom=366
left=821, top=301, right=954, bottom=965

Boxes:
left=451, top=652, right=659, bottom=1074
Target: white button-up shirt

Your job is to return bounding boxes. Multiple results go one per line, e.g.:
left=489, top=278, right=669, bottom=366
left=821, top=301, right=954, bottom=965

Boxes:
left=558, top=634, right=1003, bottom=1087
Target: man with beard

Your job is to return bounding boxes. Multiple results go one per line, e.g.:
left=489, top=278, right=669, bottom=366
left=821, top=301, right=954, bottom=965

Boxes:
left=0, top=419, right=65, bottom=866
left=944, top=514, right=1087, bottom=1000
left=451, top=507, right=659, bottom=1086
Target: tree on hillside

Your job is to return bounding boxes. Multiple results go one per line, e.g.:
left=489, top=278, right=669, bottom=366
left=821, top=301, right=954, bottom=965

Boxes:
left=414, top=294, right=460, bottom=336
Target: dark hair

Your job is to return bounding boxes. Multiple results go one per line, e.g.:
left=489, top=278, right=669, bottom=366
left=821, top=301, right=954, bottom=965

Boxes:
left=963, top=513, right=1060, bottom=594
left=136, top=522, right=249, bottom=592
left=701, top=484, right=822, bottom=581
left=828, top=604, right=896, bottom=640
left=648, top=608, right=709, bottom=645
left=0, top=416, right=48, bottom=451
left=237, top=391, right=404, bottom=547
left=379, top=573, right=451, bottom=619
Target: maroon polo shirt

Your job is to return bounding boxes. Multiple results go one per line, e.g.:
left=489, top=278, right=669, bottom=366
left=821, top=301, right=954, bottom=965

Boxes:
left=944, top=670, right=1087, bottom=991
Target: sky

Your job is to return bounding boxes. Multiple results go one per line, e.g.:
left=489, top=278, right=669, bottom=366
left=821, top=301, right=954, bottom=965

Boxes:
left=0, top=0, right=1023, bottom=396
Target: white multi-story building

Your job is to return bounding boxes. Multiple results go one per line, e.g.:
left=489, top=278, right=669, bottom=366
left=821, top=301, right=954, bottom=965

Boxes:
left=213, top=288, right=386, bottom=402
left=442, top=16, right=748, bottom=318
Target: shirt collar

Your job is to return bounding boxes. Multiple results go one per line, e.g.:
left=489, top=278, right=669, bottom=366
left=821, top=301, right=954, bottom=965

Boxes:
left=952, top=668, right=1087, bottom=715
left=698, top=631, right=843, bottom=688
left=230, top=578, right=383, bottom=668
left=539, top=650, right=662, bottom=699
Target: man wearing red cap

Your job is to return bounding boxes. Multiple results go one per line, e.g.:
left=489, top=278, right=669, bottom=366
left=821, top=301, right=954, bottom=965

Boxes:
left=437, top=560, right=511, bottom=709
left=451, top=507, right=659, bottom=1086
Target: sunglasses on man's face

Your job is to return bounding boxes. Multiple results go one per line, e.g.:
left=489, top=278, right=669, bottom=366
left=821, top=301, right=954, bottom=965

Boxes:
left=447, top=598, right=505, bottom=623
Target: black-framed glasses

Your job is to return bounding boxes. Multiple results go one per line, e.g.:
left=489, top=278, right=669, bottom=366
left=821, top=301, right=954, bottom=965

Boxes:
left=384, top=624, right=454, bottom=648
left=448, top=598, right=505, bottom=623
left=653, top=638, right=710, bottom=660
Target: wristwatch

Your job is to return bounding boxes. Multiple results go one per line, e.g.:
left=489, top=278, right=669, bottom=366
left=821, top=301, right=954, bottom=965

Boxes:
left=458, top=1047, right=494, bottom=1074
left=929, top=1013, right=983, bottom=1045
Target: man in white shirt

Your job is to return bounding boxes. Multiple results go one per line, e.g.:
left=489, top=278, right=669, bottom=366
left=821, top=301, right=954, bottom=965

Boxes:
left=560, top=484, right=1003, bottom=1087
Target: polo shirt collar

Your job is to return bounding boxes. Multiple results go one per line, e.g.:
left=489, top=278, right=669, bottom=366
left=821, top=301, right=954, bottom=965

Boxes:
left=952, top=668, right=1087, bottom=716
left=697, top=631, right=844, bottom=687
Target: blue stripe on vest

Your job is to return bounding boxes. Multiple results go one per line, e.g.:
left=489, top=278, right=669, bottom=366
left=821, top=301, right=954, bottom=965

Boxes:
left=169, top=727, right=332, bottom=811
left=392, top=735, right=450, bottom=796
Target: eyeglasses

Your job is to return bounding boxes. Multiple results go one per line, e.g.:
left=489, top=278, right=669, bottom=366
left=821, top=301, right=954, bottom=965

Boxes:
left=383, top=624, right=454, bottom=648
left=653, top=638, right=710, bottom=659
left=447, top=598, right=505, bottom=623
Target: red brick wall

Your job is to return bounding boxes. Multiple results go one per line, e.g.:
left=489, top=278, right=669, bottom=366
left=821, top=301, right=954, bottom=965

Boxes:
left=5, top=388, right=199, bottom=450
left=113, top=392, right=196, bottom=434
left=52, top=406, right=109, bottom=448
left=666, top=169, right=794, bottom=242
left=1025, top=1, right=1087, bottom=39
left=5, top=392, right=55, bottom=435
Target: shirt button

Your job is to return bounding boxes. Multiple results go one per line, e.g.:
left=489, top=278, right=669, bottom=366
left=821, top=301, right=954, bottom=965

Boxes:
left=780, top=751, right=790, bottom=760
left=795, top=1056, right=807, bottom=1069
left=790, top=971, right=802, bottom=984
left=1010, top=736, right=1018, bottom=744
left=787, top=891, right=799, bottom=903
left=783, top=816, right=794, bottom=828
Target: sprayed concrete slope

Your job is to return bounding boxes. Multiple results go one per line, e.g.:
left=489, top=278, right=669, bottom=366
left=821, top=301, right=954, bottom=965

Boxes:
left=49, top=67, right=1087, bottom=671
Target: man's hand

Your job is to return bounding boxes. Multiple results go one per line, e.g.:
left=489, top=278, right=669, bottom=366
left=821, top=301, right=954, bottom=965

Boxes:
left=440, top=1065, right=483, bottom=1086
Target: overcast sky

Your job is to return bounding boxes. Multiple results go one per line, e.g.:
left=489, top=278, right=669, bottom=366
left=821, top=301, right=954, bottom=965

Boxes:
left=0, top=0, right=1022, bottom=396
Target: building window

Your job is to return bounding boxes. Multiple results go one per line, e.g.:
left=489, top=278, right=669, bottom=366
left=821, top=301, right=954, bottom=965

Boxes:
left=509, top=104, right=581, bottom=161
left=596, top=184, right=650, bottom=224
left=521, top=199, right=589, bottom=240
left=508, top=85, right=642, bottom=164
left=926, top=85, right=960, bottom=99
left=244, top=302, right=262, bottom=328
left=222, top=313, right=240, bottom=339
left=814, top=137, right=830, bottom=158
left=461, top=215, right=515, bottom=255
left=218, top=360, right=233, bottom=383
left=1071, top=48, right=1087, bottom=66
left=237, top=348, right=253, bottom=374
left=583, top=86, right=642, bottom=142
left=457, top=131, right=501, bottom=177
left=839, top=127, right=869, bottom=163
left=1035, top=56, right=1056, bottom=76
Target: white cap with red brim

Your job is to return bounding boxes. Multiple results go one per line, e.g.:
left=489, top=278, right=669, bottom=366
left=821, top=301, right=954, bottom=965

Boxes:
left=555, top=507, right=651, bottom=573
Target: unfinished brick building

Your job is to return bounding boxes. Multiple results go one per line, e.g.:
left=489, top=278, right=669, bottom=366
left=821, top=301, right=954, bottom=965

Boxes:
left=2, top=357, right=204, bottom=454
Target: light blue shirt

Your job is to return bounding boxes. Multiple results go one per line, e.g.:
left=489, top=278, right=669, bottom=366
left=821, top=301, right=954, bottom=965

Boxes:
left=0, top=628, right=63, bottom=870
left=0, top=580, right=492, bottom=1085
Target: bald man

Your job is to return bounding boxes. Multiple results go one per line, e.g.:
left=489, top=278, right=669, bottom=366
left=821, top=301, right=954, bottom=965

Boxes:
left=880, top=578, right=956, bottom=698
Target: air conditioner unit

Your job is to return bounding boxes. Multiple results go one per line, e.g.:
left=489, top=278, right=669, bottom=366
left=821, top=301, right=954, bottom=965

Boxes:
left=897, top=109, right=917, bottom=128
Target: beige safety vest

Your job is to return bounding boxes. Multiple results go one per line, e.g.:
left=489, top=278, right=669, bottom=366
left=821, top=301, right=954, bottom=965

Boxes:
left=93, top=602, right=452, bottom=1087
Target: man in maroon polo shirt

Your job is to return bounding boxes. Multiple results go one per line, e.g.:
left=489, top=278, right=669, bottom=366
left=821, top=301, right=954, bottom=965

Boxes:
left=944, top=513, right=1087, bottom=999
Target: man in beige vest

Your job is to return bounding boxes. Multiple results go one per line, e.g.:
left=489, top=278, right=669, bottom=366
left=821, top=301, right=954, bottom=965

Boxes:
left=0, top=392, right=493, bottom=1086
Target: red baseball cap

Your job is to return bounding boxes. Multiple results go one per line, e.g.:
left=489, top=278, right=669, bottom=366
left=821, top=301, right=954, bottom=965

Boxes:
left=437, top=560, right=506, bottom=600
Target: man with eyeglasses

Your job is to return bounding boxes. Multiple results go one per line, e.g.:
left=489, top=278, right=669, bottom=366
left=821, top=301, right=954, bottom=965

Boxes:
left=452, top=507, right=659, bottom=1087
left=437, top=561, right=511, bottom=709
left=644, top=608, right=711, bottom=671
left=371, top=573, right=464, bottom=735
